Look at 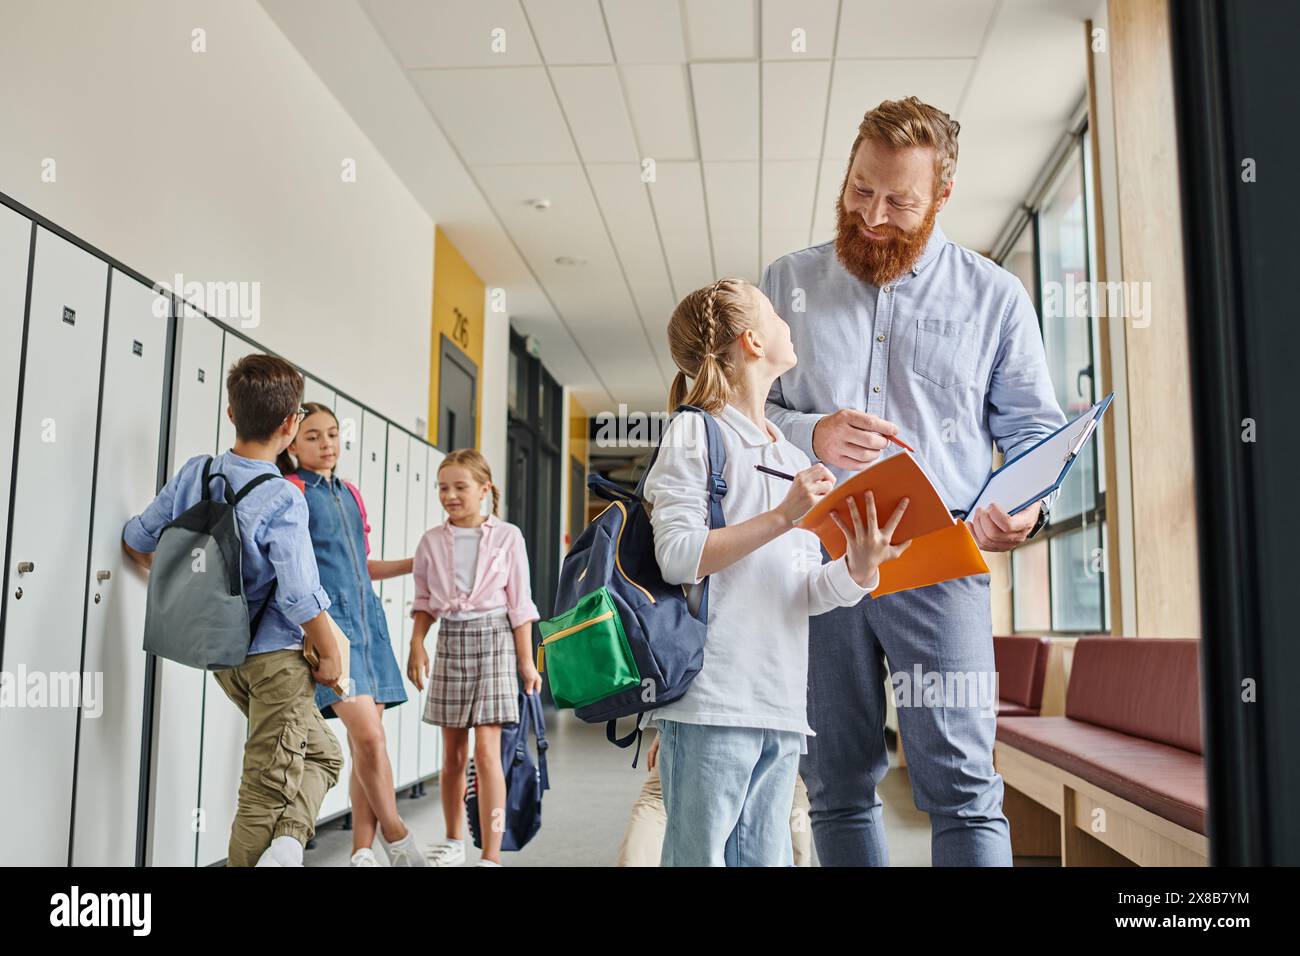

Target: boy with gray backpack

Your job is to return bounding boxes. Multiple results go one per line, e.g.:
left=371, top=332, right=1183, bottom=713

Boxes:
left=122, top=353, right=343, bottom=867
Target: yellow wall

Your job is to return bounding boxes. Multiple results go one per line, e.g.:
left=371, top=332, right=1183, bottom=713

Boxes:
left=567, top=395, right=588, bottom=543
left=428, top=226, right=485, bottom=448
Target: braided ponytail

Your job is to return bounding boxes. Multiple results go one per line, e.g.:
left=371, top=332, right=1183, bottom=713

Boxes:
left=665, top=277, right=752, bottom=414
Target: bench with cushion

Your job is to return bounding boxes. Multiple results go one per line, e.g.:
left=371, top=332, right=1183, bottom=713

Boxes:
left=995, top=637, right=1208, bottom=866
left=994, top=635, right=1052, bottom=717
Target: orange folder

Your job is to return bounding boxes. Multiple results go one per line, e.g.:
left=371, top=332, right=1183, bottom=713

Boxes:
left=797, top=451, right=989, bottom=598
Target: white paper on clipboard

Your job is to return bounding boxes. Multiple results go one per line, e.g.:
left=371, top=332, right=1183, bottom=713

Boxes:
left=966, top=394, right=1113, bottom=516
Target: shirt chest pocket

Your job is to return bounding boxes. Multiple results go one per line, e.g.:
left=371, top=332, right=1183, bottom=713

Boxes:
left=912, top=317, right=970, bottom=388
left=481, top=546, right=509, bottom=586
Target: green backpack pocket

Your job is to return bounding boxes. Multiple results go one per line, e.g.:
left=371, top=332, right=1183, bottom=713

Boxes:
left=537, top=587, right=641, bottom=709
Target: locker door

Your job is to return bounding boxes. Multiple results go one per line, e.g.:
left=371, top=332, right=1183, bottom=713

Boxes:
left=334, top=396, right=362, bottom=488
left=419, top=445, right=445, bottom=778
left=381, top=425, right=409, bottom=785
left=72, top=271, right=169, bottom=865
left=303, top=374, right=334, bottom=410
left=398, top=440, right=427, bottom=785
left=0, top=227, right=108, bottom=865
left=150, top=307, right=222, bottom=866
left=197, top=331, right=260, bottom=865
left=0, top=206, right=31, bottom=585
left=357, top=411, right=398, bottom=780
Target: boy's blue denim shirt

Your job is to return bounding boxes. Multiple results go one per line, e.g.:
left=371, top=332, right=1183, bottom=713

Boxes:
left=123, top=450, right=331, bottom=655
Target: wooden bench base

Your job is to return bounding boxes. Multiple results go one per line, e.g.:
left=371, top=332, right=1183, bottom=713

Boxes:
left=995, top=742, right=1207, bottom=866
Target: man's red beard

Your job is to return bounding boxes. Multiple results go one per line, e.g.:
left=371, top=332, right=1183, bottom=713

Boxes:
left=834, top=197, right=939, bottom=288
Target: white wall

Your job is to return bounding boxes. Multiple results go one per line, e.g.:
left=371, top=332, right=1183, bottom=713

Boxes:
left=0, top=0, right=433, bottom=428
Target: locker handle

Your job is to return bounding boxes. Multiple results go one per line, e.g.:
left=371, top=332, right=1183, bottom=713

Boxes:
left=16, top=561, right=34, bottom=574
left=96, top=570, right=111, bottom=583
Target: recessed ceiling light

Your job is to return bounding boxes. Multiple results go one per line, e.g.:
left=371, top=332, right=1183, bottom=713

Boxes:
left=555, top=256, right=587, bottom=266
left=529, top=198, right=551, bottom=211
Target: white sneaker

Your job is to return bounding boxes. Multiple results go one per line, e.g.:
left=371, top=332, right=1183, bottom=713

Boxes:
left=255, top=835, right=304, bottom=867
left=424, top=840, right=466, bottom=867
left=350, top=848, right=381, bottom=867
left=381, top=829, right=429, bottom=867
left=476, top=859, right=502, bottom=867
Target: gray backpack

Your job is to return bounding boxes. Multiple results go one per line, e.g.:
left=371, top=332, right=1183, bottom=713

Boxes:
left=143, top=457, right=282, bottom=670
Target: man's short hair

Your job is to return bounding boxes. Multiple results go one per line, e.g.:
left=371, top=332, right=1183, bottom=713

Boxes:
left=225, top=353, right=304, bottom=443
left=848, top=96, right=961, bottom=195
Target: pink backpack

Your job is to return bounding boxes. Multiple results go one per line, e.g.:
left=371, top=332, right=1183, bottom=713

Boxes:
left=285, top=473, right=372, bottom=557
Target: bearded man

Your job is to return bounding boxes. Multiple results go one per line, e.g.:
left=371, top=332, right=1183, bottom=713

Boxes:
left=763, top=97, right=1066, bottom=866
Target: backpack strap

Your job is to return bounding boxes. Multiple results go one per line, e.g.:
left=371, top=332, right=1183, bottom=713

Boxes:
left=341, top=480, right=372, bottom=558
left=634, top=404, right=728, bottom=531
left=231, top=469, right=287, bottom=638
left=200, top=456, right=238, bottom=505
left=285, top=473, right=307, bottom=495
left=523, top=692, right=550, bottom=791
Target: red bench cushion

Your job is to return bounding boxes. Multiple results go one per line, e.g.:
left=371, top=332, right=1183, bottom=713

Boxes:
left=994, top=635, right=1051, bottom=711
left=998, top=716, right=1207, bottom=834
left=1066, top=638, right=1202, bottom=753
left=997, top=701, right=1040, bottom=718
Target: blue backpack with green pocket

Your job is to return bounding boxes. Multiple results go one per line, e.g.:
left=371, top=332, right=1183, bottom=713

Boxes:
left=537, top=405, right=727, bottom=765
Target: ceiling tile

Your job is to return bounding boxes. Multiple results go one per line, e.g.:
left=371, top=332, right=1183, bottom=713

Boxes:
left=760, top=0, right=839, bottom=60
left=621, top=64, right=697, bottom=160
left=691, top=62, right=759, bottom=161
left=761, top=159, right=818, bottom=267
left=684, top=0, right=758, bottom=60
left=762, top=59, right=832, bottom=160
left=835, top=0, right=998, bottom=59
left=411, top=68, right=578, bottom=165
left=522, top=0, right=614, bottom=64
left=601, top=0, right=687, bottom=63
left=362, top=0, right=540, bottom=68
left=646, top=161, right=717, bottom=300
left=703, top=161, right=760, bottom=283
left=551, top=66, right=639, bottom=162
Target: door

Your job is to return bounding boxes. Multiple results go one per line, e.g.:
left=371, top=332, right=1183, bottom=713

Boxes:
left=438, top=336, right=476, bottom=451
left=358, top=411, right=398, bottom=780
left=0, top=227, right=108, bottom=864
left=149, top=306, right=222, bottom=866
left=72, top=270, right=170, bottom=865
left=0, top=206, right=31, bottom=594
left=334, top=395, right=362, bottom=488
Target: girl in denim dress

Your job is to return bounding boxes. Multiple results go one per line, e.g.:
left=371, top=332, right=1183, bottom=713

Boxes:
left=280, top=402, right=427, bottom=867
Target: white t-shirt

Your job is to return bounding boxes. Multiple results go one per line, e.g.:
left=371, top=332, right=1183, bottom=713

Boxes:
left=443, top=523, right=506, bottom=621
left=640, top=403, right=876, bottom=738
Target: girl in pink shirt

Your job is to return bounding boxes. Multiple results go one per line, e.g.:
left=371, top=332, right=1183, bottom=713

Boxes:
left=408, top=449, right=541, bottom=867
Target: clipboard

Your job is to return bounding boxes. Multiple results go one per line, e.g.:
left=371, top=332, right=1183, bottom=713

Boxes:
left=962, top=393, right=1114, bottom=518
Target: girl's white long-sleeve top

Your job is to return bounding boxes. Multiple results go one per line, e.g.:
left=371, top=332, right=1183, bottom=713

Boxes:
left=640, top=403, right=877, bottom=737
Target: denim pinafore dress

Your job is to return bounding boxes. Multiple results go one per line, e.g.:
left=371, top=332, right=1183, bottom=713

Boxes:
left=295, top=469, right=407, bottom=716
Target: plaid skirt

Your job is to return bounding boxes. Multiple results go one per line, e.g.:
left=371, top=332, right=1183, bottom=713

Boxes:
left=422, top=610, right=520, bottom=728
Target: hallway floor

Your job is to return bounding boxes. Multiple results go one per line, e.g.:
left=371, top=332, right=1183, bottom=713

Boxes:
left=304, top=709, right=936, bottom=867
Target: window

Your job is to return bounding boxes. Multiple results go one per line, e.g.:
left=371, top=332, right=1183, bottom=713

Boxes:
left=1005, top=128, right=1110, bottom=634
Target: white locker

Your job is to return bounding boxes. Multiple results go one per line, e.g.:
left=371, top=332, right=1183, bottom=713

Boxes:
left=398, top=439, right=426, bottom=786
left=418, top=445, right=445, bottom=779
left=197, top=331, right=260, bottom=866
left=357, top=410, right=400, bottom=784
left=0, top=206, right=31, bottom=586
left=72, top=271, right=169, bottom=866
left=0, top=227, right=108, bottom=865
left=150, top=307, right=222, bottom=866
left=334, top=396, right=362, bottom=488
left=381, top=425, right=409, bottom=785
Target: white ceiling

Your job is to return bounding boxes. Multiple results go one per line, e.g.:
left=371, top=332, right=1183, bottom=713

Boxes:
left=264, top=0, right=1095, bottom=416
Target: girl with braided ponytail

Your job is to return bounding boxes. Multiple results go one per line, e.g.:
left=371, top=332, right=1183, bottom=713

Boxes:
left=407, top=449, right=540, bottom=867
left=640, top=278, right=912, bottom=867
